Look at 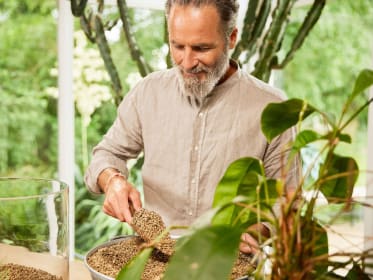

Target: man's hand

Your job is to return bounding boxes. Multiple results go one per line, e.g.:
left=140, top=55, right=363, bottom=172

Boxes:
left=98, top=168, right=142, bottom=223
left=239, top=232, right=259, bottom=254
left=239, top=223, right=270, bottom=254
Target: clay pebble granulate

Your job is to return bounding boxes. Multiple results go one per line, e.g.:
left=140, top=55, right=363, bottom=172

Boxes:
left=131, top=208, right=175, bottom=255
left=0, top=263, right=62, bottom=280
left=87, top=236, right=169, bottom=280
left=87, top=208, right=254, bottom=280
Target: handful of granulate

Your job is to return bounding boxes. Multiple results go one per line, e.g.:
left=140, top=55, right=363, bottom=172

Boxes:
left=131, top=208, right=175, bottom=255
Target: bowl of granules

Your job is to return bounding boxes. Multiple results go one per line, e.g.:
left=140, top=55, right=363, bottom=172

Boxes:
left=84, top=234, right=252, bottom=280
left=84, top=208, right=253, bottom=280
left=85, top=235, right=171, bottom=280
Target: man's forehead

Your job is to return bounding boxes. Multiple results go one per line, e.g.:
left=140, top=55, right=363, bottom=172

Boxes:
left=167, top=4, right=222, bottom=33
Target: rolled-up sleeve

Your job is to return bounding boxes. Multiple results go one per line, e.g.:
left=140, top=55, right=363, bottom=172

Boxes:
left=84, top=89, right=144, bottom=193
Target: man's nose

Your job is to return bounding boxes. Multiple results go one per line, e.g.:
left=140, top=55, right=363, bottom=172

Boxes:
left=181, top=48, right=198, bottom=70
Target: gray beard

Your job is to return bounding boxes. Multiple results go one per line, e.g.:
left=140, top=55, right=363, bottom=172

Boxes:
left=174, top=50, right=230, bottom=103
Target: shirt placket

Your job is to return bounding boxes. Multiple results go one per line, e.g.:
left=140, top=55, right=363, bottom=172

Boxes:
left=187, top=109, right=207, bottom=220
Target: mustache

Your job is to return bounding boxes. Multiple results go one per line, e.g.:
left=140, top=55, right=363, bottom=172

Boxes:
left=180, top=64, right=210, bottom=74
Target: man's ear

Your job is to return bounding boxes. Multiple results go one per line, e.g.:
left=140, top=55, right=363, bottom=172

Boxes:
left=229, top=27, right=238, bottom=49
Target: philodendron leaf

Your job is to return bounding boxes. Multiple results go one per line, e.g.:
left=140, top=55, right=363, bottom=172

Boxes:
left=319, top=154, right=358, bottom=203
left=350, top=69, right=373, bottom=102
left=191, top=196, right=249, bottom=230
left=291, top=130, right=351, bottom=155
left=116, top=247, right=153, bottom=280
left=321, top=132, right=352, bottom=144
left=291, top=130, right=320, bottom=155
left=261, top=98, right=315, bottom=142
left=212, top=157, right=262, bottom=225
left=163, top=225, right=242, bottom=280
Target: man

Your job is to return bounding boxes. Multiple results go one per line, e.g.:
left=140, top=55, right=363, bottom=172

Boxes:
left=85, top=0, right=299, bottom=254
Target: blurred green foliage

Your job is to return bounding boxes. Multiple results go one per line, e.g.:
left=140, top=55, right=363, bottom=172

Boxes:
left=0, top=0, right=57, bottom=174
left=284, top=1, right=373, bottom=121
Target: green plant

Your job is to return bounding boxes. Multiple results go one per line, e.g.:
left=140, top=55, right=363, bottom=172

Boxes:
left=116, top=69, right=373, bottom=280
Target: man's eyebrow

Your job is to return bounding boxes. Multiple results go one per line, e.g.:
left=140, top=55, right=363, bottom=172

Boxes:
left=170, top=41, right=216, bottom=48
left=194, top=43, right=215, bottom=47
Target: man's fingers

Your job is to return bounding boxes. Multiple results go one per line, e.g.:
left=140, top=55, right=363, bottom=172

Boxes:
left=102, top=182, right=140, bottom=223
left=128, top=189, right=142, bottom=211
left=122, top=206, right=133, bottom=223
left=240, top=233, right=259, bottom=254
left=103, top=198, right=127, bottom=222
left=102, top=204, right=116, bottom=218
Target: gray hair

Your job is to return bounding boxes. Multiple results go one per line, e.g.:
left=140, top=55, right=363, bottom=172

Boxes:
left=165, top=0, right=239, bottom=37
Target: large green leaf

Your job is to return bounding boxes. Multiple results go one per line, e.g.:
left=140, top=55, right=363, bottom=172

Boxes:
left=212, top=157, right=262, bottom=225
left=116, top=247, right=153, bottom=280
left=261, top=98, right=315, bottom=142
left=319, top=154, right=358, bottom=203
left=163, top=225, right=242, bottom=280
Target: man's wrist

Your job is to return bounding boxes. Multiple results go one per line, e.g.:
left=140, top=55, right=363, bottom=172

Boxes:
left=98, top=168, right=126, bottom=193
left=104, top=172, right=126, bottom=192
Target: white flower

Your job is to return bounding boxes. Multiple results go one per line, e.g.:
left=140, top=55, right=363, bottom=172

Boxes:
left=46, top=30, right=114, bottom=127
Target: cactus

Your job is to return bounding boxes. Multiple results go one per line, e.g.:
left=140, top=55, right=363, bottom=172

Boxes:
left=71, top=0, right=88, bottom=17
left=251, top=0, right=297, bottom=81
left=117, top=0, right=153, bottom=78
left=277, top=0, right=326, bottom=68
left=70, top=0, right=326, bottom=92
left=232, top=0, right=271, bottom=64
left=94, top=14, right=123, bottom=106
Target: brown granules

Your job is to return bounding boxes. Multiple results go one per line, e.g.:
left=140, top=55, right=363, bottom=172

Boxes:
left=0, top=263, right=63, bottom=280
left=87, top=208, right=253, bottom=279
left=86, top=236, right=169, bottom=280
left=231, top=252, right=256, bottom=279
left=131, top=208, right=175, bottom=255
left=87, top=236, right=253, bottom=280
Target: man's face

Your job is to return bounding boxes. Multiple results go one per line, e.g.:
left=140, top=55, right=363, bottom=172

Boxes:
left=168, top=4, right=236, bottom=99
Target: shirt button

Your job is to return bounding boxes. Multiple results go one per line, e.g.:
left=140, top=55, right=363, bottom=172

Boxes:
left=198, top=112, right=203, bottom=117
left=188, top=211, right=193, bottom=216
left=191, top=178, right=196, bottom=184
left=194, top=146, right=198, bottom=151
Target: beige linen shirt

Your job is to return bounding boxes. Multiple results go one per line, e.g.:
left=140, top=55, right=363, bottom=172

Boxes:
left=85, top=64, right=299, bottom=227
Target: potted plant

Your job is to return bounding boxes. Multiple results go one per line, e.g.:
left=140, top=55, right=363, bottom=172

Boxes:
left=108, top=68, right=373, bottom=280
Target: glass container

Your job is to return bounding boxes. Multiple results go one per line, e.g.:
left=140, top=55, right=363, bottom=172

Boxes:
left=0, top=177, right=69, bottom=279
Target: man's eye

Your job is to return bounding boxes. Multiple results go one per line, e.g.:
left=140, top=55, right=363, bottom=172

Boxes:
left=173, top=44, right=184, bottom=50
left=195, top=46, right=210, bottom=52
